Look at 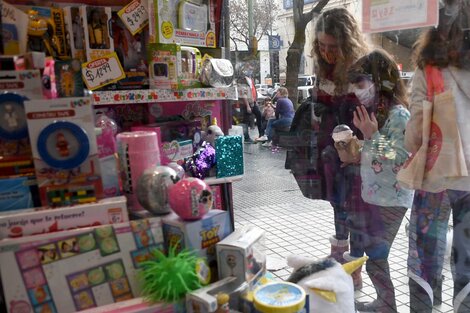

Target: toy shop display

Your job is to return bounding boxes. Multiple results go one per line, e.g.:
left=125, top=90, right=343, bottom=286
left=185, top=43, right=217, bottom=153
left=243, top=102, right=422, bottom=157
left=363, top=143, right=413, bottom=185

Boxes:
left=216, top=227, right=266, bottom=287
left=148, top=0, right=218, bottom=48
left=0, top=175, right=40, bottom=212
left=80, top=5, right=114, bottom=61
left=0, top=195, right=128, bottom=240
left=162, top=209, right=231, bottom=281
left=286, top=255, right=368, bottom=313
left=136, top=165, right=180, bottom=215
left=168, top=177, right=212, bottom=220
left=24, top=97, right=104, bottom=207
left=0, top=217, right=164, bottom=313
left=116, top=131, right=161, bottom=212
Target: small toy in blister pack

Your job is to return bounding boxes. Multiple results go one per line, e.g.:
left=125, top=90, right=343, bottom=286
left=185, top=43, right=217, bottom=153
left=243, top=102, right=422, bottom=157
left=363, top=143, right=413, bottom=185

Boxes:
left=24, top=97, right=103, bottom=207
left=54, top=60, right=84, bottom=98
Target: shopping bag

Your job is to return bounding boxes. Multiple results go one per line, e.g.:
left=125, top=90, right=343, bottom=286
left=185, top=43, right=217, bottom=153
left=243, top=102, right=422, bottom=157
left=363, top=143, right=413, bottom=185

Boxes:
left=396, top=99, right=433, bottom=190
left=421, top=89, right=468, bottom=192
left=397, top=66, right=468, bottom=192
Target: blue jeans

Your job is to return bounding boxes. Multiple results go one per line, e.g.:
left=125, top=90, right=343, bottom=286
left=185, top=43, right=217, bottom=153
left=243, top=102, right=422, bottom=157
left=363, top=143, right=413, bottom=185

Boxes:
left=408, top=190, right=470, bottom=312
left=265, top=118, right=292, bottom=141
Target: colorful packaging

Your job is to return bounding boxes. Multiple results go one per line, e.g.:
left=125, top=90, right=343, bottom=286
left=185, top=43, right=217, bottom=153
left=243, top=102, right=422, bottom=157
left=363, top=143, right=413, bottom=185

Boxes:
left=0, top=218, right=163, bottom=313
left=80, top=5, right=114, bottom=61
left=0, top=175, right=40, bottom=212
left=0, top=196, right=128, bottom=240
left=24, top=97, right=104, bottom=207
left=63, top=6, right=86, bottom=62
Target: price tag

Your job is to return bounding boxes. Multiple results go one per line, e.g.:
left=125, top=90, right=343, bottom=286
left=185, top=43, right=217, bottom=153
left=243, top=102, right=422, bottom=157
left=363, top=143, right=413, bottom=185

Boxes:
left=81, top=53, right=126, bottom=91
left=118, top=0, right=149, bottom=35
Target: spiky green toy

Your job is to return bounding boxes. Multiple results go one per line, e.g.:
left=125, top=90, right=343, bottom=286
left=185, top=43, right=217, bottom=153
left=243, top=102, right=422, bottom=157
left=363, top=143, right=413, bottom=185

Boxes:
left=139, top=245, right=202, bottom=303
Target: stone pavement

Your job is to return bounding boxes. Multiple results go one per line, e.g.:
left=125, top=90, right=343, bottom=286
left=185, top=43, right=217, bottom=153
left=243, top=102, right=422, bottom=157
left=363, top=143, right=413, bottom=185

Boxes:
left=231, top=142, right=454, bottom=313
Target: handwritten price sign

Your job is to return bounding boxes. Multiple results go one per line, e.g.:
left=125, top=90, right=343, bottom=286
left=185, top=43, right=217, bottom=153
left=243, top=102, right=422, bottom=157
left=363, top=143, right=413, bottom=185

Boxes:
left=81, top=53, right=126, bottom=90
left=118, top=0, right=149, bottom=35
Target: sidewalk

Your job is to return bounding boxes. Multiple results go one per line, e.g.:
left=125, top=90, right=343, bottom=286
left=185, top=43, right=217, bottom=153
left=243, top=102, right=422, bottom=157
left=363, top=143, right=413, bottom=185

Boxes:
left=232, top=142, right=454, bottom=313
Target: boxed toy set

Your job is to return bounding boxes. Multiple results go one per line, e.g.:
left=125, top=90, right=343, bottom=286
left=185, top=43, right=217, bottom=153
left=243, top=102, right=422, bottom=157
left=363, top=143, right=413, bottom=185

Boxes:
left=0, top=196, right=128, bottom=239
left=24, top=97, right=104, bottom=207
left=148, top=0, right=217, bottom=48
left=0, top=175, right=40, bottom=212
left=80, top=5, right=114, bottom=61
left=0, top=217, right=164, bottom=313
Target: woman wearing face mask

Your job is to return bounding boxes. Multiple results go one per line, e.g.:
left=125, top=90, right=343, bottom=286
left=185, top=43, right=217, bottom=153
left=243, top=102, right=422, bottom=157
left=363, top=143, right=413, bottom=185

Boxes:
left=348, top=49, right=414, bottom=313
left=308, top=8, right=369, bottom=288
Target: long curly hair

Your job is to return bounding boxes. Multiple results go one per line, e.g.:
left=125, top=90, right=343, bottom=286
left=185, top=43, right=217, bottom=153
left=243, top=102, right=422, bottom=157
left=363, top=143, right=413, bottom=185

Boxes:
left=312, top=8, right=369, bottom=94
left=412, top=0, right=470, bottom=69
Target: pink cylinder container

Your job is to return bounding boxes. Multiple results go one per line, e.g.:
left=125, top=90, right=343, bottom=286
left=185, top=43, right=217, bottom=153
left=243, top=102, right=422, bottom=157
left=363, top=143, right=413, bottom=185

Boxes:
left=116, top=131, right=161, bottom=211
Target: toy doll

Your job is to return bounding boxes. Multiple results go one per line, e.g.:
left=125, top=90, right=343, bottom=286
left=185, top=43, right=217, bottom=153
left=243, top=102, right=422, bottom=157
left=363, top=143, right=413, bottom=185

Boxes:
left=215, top=293, right=230, bottom=313
left=56, top=132, right=70, bottom=157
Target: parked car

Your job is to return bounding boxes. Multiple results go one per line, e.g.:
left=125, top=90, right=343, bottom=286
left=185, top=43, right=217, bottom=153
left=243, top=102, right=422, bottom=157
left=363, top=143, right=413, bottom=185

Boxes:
left=255, top=84, right=271, bottom=95
left=298, top=75, right=316, bottom=86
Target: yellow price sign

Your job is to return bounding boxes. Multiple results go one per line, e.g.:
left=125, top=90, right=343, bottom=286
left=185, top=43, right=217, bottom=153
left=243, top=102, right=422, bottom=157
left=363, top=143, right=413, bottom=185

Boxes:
left=161, top=21, right=174, bottom=39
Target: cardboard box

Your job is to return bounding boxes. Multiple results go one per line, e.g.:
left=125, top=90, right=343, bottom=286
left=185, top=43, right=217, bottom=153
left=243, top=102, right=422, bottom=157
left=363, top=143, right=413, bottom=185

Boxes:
left=162, top=210, right=232, bottom=280
left=0, top=196, right=129, bottom=239
left=81, top=297, right=178, bottom=313
left=24, top=97, right=104, bottom=207
left=63, top=6, right=86, bottom=62
left=0, top=175, right=40, bottom=213
left=149, top=0, right=217, bottom=48
left=216, top=227, right=266, bottom=287
left=80, top=6, right=114, bottom=61
left=0, top=218, right=164, bottom=313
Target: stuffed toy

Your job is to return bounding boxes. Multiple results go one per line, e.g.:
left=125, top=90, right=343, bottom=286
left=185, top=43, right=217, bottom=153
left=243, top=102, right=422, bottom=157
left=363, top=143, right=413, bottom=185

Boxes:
left=332, top=124, right=362, bottom=165
left=287, top=255, right=367, bottom=313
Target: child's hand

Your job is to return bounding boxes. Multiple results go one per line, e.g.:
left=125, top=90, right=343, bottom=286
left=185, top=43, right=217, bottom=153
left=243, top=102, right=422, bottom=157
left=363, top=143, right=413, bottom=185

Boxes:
left=353, top=105, right=378, bottom=140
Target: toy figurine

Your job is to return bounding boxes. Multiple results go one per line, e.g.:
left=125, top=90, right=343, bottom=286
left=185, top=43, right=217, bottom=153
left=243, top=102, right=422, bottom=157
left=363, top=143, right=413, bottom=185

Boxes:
left=4, top=104, right=18, bottom=129
left=88, top=9, right=109, bottom=49
left=203, top=118, right=224, bottom=147
left=332, top=124, right=362, bottom=165
left=215, top=293, right=230, bottom=313
left=56, top=132, right=70, bottom=157
left=27, top=10, right=58, bottom=57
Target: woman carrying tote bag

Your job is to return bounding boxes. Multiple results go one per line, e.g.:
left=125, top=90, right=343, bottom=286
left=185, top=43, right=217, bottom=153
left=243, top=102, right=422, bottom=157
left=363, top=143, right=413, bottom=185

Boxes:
left=405, top=2, right=470, bottom=312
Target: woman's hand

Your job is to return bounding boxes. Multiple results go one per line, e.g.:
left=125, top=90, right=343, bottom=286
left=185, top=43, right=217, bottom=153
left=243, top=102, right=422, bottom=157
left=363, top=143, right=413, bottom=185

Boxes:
left=353, top=105, right=378, bottom=140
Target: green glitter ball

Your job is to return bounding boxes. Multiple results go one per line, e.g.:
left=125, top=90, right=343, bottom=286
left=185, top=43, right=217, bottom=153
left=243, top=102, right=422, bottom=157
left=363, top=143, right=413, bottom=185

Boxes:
left=139, top=245, right=202, bottom=303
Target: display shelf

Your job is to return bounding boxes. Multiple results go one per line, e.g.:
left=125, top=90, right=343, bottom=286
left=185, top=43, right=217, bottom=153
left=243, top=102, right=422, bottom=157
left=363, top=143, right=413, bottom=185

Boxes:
left=205, top=175, right=243, bottom=185
left=91, top=87, right=238, bottom=105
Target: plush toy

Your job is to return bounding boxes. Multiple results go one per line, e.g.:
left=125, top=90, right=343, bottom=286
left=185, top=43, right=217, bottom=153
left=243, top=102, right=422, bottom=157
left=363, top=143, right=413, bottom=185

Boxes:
left=140, top=246, right=202, bottom=303
left=287, top=255, right=368, bottom=313
left=202, top=118, right=224, bottom=147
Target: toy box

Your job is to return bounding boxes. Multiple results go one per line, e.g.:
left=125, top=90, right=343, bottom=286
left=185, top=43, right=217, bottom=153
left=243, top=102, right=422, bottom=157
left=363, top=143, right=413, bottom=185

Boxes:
left=81, top=297, right=178, bottom=313
left=148, top=43, right=202, bottom=89
left=148, top=0, right=217, bottom=48
left=0, top=196, right=129, bottom=239
left=0, top=175, right=40, bottom=212
left=63, top=6, right=86, bottom=62
left=0, top=70, right=43, bottom=175
left=24, top=97, right=104, bottom=207
left=101, top=12, right=148, bottom=91
left=216, top=227, right=266, bottom=287
left=0, top=217, right=164, bottom=313
left=2, top=2, right=29, bottom=55
left=80, top=5, right=114, bottom=61
left=162, top=209, right=232, bottom=281
left=24, top=6, right=69, bottom=59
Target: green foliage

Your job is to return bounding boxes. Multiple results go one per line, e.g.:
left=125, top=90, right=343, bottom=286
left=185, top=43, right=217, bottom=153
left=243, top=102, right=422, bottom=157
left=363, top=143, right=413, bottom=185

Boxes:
left=139, top=245, right=202, bottom=303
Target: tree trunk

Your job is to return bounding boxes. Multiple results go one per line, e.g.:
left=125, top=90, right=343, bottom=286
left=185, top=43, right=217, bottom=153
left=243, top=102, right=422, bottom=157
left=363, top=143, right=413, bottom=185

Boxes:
left=285, top=0, right=329, bottom=107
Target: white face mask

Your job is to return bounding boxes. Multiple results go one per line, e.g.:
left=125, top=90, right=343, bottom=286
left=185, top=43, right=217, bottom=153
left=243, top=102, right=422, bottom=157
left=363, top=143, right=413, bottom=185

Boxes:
left=354, top=84, right=376, bottom=107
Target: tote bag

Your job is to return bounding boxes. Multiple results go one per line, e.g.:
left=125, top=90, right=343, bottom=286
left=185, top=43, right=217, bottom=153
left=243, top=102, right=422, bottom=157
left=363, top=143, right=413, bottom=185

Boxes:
left=397, top=66, right=468, bottom=192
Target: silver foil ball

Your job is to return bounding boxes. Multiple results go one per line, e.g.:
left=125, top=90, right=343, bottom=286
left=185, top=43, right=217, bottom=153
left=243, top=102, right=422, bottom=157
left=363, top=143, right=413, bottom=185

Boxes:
left=137, top=166, right=179, bottom=215
left=166, top=162, right=185, bottom=180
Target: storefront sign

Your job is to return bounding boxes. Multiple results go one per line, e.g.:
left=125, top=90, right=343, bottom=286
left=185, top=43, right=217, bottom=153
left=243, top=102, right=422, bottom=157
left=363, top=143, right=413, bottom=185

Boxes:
left=118, top=0, right=149, bottom=35
left=362, top=0, right=439, bottom=33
